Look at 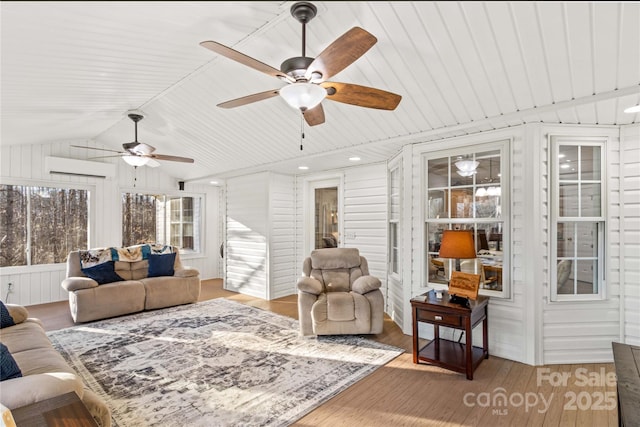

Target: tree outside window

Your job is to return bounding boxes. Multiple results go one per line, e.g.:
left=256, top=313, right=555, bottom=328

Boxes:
left=0, top=184, right=89, bottom=266
left=122, top=193, right=201, bottom=252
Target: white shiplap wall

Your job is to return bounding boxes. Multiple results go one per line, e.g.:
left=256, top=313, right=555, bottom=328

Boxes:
left=225, top=173, right=268, bottom=299
left=342, top=163, right=389, bottom=296
left=0, top=141, right=220, bottom=306
left=541, top=125, right=622, bottom=364
left=407, top=129, right=528, bottom=363
left=620, top=124, right=640, bottom=345
left=268, top=173, right=296, bottom=299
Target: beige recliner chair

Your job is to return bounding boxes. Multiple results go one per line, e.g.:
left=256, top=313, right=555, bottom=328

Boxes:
left=296, top=248, right=384, bottom=336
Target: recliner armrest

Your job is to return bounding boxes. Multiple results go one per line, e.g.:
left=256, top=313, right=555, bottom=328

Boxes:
left=297, top=277, right=323, bottom=295
left=174, top=268, right=199, bottom=278
left=61, top=277, right=98, bottom=292
left=352, top=275, right=381, bottom=294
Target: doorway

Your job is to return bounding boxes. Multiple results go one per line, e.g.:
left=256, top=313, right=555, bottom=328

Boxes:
left=304, top=176, right=343, bottom=255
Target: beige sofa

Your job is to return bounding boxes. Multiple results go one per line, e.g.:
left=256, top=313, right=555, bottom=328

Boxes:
left=0, top=304, right=111, bottom=426
left=62, top=245, right=200, bottom=323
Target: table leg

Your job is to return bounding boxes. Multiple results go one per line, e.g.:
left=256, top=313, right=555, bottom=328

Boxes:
left=483, top=313, right=489, bottom=359
left=466, top=317, right=473, bottom=380
left=412, top=307, right=418, bottom=363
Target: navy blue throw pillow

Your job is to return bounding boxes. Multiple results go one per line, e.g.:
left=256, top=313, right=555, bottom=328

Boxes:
left=0, top=343, right=22, bottom=381
left=1, top=301, right=15, bottom=329
left=81, top=261, right=124, bottom=285
left=147, top=253, right=176, bottom=277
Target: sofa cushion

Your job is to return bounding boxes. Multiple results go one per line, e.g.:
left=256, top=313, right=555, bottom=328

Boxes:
left=147, top=253, right=176, bottom=277
left=81, top=261, right=124, bottom=285
left=1, top=302, right=15, bottom=328
left=0, top=343, right=22, bottom=381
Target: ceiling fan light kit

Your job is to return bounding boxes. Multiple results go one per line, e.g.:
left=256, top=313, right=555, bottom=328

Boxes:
left=200, top=1, right=402, bottom=127
left=279, top=82, right=326, bottom=111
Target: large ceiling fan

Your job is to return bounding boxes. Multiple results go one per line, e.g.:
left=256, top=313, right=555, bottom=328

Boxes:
left=200, top=1, right=402, bottom=126
left=72, top=111, right=194, bottom=167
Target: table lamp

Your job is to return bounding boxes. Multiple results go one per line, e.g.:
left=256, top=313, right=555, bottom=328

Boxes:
left=438, top=230, right=477, bottom=304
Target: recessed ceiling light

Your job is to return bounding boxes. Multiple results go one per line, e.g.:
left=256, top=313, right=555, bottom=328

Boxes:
left=624, top=104, right=640, bottom=114
left=209, top=181, right=219, bottom=185
left=558, top=153, right=566, bottom=158
left=560, top=164, right=570, bottom=169
left=298, top=166, right=309, bottom=170
left=349, top=156, right=361, bottom=162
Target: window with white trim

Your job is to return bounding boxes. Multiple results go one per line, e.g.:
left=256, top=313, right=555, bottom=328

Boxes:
left=0, top=184, right=89, bottom=266
left=122, top=192, right=202, bottom=254
left=389, top=165, right=401, bottom=276
left=550, top=137, right=605, bottom=301
left=424, top=141, right=509, bottom=298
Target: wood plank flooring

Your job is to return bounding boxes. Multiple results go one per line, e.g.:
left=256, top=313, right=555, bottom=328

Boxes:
left=26, top=279, right=618, bottom=427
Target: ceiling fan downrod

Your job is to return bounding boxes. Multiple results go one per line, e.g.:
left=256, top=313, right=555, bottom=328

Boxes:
left=280, top=2, right=318, bottom=81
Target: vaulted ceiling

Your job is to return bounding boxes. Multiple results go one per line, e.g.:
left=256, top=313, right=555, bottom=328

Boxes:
left=2, top=1, right=639, bottom=182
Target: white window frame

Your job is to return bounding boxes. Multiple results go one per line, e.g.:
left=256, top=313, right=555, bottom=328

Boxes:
left=388, top=160, right=402, bottom=278
left=423, top=140, right=511, bottom=299
left=0, top=179, right=94, bottom=270
left=120, top=189, right=205, bottom=256
left=549, top=136, right=606, bottom=302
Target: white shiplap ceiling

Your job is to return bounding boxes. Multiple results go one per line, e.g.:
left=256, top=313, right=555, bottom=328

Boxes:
left=1, top=1, right=639, bottom=182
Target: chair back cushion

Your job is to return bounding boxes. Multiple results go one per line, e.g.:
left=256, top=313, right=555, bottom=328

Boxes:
left=304, top=248, right=369, bottom=292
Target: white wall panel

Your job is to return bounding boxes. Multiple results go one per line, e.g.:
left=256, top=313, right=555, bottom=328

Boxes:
left=225, top=173, right=268, bottom=299
left=541, top=125, right=622, bottom=364
left=620, top=124, right=640, bottom=345
left=268, top=173, right=296, bottom=299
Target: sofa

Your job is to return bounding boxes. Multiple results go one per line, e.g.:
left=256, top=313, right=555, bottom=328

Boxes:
left=62, top=244, right=200, bottom=323
left=297, top=248, right=384, bottom=336
left=0, top=302, right=111, bottom=426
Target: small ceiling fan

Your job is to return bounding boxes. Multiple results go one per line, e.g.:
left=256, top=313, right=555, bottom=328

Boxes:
left=72, top=111, right=194, bottom=167
left=200, top=1, right=402, bottom=126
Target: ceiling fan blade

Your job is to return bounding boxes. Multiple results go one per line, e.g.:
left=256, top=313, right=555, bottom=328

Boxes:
left=303, top=104, right=325, bottom=126
left=200, top=41, right=294, bottom=83
left=148, top=154, right=194, bottom=163
left=321, top=82, right=402, bottom=110
left=305, top=27, right=377, bottom=82
left=71, top=145, right=124, bottom=154
left=217, top=89, right=281, bottom=109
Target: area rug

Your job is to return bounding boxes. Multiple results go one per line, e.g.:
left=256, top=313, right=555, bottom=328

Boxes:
left=48, top=298, right=403, bottom=427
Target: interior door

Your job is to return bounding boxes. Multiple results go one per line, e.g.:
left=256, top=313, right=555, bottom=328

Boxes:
left=305, top=177, right=343, bottom=255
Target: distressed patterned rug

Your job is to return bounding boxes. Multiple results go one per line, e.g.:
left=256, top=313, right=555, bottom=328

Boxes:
left=48, top=298, right=403, bottom=427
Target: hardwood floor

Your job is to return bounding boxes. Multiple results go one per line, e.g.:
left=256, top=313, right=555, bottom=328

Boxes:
left=26, top=279, right=618, bottom=427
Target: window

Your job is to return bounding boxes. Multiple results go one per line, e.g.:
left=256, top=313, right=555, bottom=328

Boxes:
left=550, top=137, right=605, bottom=301
left=389, top=165, right=401, bottom=275
left=122, top=193, right=202, bottom=253
left=424, top=142, right=509, bottom=297
left=0, top=184, right=89, bottom=266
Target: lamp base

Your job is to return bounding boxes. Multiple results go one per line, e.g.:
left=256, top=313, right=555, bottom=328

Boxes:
left=449, top=294, right=470, bottom=307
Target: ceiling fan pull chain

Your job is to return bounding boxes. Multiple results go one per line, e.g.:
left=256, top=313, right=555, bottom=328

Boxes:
left=133, top=165, right=138, bottom=187
left=300, top=114, right=305, bottom=151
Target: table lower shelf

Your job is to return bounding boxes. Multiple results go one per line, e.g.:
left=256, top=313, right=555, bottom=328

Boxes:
left=416, top=338, right=487, bottom=375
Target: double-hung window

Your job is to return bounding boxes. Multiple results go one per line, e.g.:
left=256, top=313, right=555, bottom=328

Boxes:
left=122, top=192, right=202, bottom=254
left=389, top=164, right=401, bottom=276
left=550, top=137, right=605, bottom=301
left=424, top=141, right=509, bottom=298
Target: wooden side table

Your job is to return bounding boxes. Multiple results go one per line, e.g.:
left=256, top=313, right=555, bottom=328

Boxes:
left=412, top=290, right=489, bottom=380
left=11, top=392, right=97, bottom=427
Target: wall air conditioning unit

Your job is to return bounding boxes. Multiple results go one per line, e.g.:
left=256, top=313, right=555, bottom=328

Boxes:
left=45, top=156, right=116, bottom=179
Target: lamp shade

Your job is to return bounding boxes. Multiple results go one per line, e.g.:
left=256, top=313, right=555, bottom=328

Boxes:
left=279, top=82, right=326, bottom=111
left=122, top=155, right=149, bottom=167
left=438, top=230, right=476, bottom=259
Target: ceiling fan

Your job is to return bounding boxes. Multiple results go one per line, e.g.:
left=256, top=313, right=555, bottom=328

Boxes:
left=200, top=1, right=402, bottom=126
left=72, top=111, right=194, bottom=167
